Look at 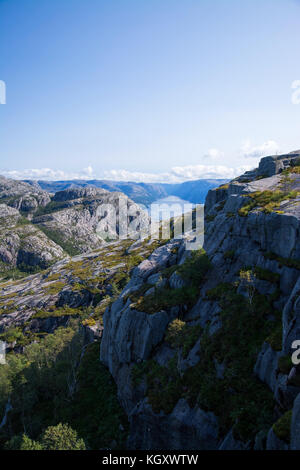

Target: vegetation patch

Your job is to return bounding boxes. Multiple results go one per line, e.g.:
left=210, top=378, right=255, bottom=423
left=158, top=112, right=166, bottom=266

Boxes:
left=135, top=281, right=281, bottom=442
left=263, top=251, right=300, bottom=271
left=238, top=190, right=299, bottom=217
left=165, top=319, right=202, bottom=358
left=277, top=355, right=293, bottom=375
left=223, top=250, right=235, bottom=260
left=44, top=281, right=66, bottom=295
left=272, top=410, right=292, bottom=443
left=265, top=324, right=283, bottom=351
left=36, top=225, right=80, bottom=256
left=254, top=266, right=280, bottom=284
left=32, top=306, right=81, bottom=319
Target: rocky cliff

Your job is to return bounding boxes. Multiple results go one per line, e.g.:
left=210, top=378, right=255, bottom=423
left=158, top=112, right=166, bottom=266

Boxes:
left=0, top=179, right=149, bottom=277
left=100, top=151, right=300, bottom=450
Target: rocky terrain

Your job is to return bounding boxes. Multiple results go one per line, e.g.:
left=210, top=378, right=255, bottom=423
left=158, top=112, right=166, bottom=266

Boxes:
left=0, top=179, right=150, bottom=277
left=0, top=237, right=165, bottom=349
left=1, top=151, right=300, bottom=450
left=0, top=176, right=51, bottom=214
left=100, top=151, right=300, bottom=450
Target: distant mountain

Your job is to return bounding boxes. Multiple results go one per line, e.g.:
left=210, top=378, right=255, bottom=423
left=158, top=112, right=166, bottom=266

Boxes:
left=24, top=178, right=228, bottom=206
left=0, top=177, right=149, bottom=276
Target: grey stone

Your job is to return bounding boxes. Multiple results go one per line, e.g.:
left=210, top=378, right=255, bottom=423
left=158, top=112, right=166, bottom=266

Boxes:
left=291, top=392, right=300, bottom=450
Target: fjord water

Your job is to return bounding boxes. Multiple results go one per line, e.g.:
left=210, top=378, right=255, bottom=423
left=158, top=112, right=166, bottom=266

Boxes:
left=147, top=195, right=196, bottom=221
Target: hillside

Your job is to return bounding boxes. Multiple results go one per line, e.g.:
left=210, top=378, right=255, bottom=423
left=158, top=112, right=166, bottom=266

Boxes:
left=0, top=180, right=149, bottom=278
left=1, top=151, right=300, bottom=450
left=25, top=178, right=228, bottom=206
left=101, top=151, right=300, bottom=450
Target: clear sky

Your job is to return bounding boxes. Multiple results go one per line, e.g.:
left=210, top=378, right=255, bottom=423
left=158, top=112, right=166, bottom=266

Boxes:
left=1, top=0, right=300, bottom=182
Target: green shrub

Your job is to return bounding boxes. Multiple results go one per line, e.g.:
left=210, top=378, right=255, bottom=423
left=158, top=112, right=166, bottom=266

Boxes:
left=36, top=225, right=80, bottom=256
left=141, top=281, right=281, bottom=442
left=277, top=355, right=293, bottom=375
left=165, top=319, right=202, bottom=358
left=41, top=423, right=86, bottom=450
left=263, top=252, right=300, bottom=271
left=223, top=250, right=235, bottom=260
left=265, top=324, right=283, bottom=351
left=254, top=266, right=280, bottom=284
left=272, top=410, right=292, bottom=443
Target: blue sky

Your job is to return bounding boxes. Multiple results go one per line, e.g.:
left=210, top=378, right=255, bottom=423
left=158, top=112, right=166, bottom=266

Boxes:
left=1, top=0, right=300, bottom=182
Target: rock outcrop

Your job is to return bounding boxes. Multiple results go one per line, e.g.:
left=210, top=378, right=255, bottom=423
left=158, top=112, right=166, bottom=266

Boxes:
left=32, top=187, right=150, bottom=254
left=0, top=178, right=150, bottom=275
left=100, top=151, right=300, bottom=450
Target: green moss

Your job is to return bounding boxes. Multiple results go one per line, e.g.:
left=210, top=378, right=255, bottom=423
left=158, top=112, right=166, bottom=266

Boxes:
left=272, top=410, right=292, bottom=443
left=32, top=306, right=81, bottom=319
left=238, top=190, right=299, bottom=217
left=46, top=273, right=61, bottom=282
left=44, top=281, right=66, bottom=295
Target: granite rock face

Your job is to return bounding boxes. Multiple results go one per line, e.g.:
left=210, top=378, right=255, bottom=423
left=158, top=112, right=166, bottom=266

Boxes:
left=32, top=187, right=150, bottom=254
left=291, top=393, right=300, bottom=450
left=0, top=176, right=51, bottom=214
left=127, top=399, right=219, bottom=450
left=0, top=177, right=150, bottom=274
left=100, top=152, right=300, bottom=450
left=0, top=203, right=64, bottom=273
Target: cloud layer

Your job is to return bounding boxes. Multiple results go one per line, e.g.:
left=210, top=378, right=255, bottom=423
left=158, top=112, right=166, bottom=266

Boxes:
left=1, top=164, right=253, bottom=183
left=1, top=141, right=281, bottom=184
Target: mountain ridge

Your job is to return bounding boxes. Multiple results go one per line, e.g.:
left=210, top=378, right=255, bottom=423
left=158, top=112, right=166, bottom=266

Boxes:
left=24, top=178, right=229, bottom=206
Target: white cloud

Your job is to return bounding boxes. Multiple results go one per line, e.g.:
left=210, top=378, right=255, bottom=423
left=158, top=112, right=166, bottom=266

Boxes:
left=1, top=141, right=281, bottom=184
left=241, top=140, right=280, bottom=159
left=1, top=166, right=96, bottom=181
left=202, top=148, right=224, bottom=160
left=1, top=164, right=251, bottom=184
left=102, top=164, right=252, bottom=183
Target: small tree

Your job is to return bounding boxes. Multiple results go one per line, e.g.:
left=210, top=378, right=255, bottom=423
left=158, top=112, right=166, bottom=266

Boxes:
left=239, top=269, right=256, bottom=307
left=5, top=434, right=43, bottom=450
left=41, top=423, right=86, bottom=450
